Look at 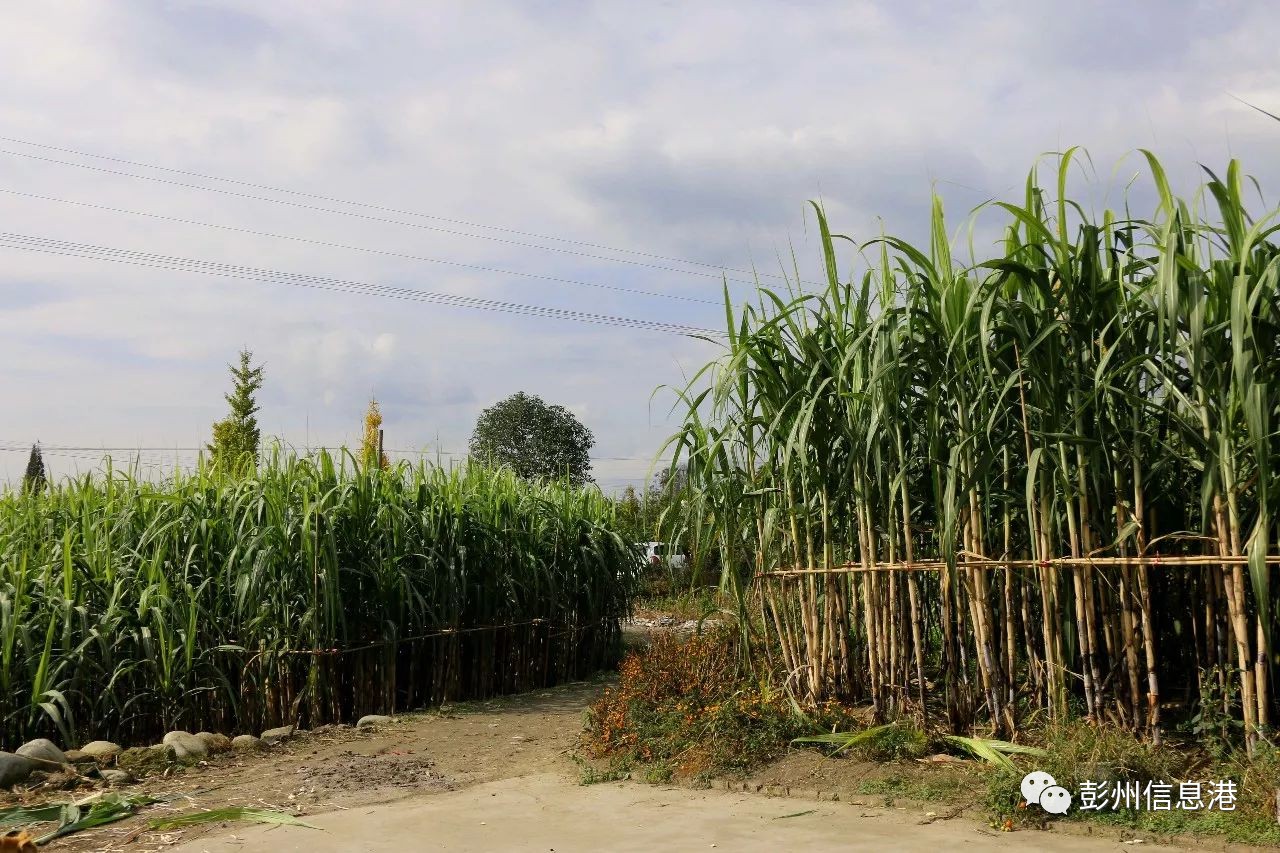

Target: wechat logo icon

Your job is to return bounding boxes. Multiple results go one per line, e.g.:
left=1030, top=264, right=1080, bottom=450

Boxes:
left=1021, top=770, right=1072, bottom=815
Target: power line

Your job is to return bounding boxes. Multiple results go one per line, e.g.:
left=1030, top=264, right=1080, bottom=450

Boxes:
left=0, top=445, right=667, bottom=484
left=0, top=146, right=766, bottom=288
left=0, top=444, right=202, bottom=452
left=2, top=441, right=668, bottom=488
left=0, top=231, right=724, bottom=337
left=2, top=448, right=667, bottom=491
left=0, top=133, right=792, bottom=285
left=0, top=445, right=189, bottom=467
left=0, top=231, right=714, bottom=334
left=3, top=442, right=660, bottom=463
left=0, top=187, right=718, bottom=306
left=383, top=448, right=662, bottom=463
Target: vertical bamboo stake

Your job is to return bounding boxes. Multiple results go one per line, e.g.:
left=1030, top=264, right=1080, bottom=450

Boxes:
left=1214, top=489, right=1258, bottom=752
left=898, top=466, right=928, bottom=726
left=858, top=501, right=883, bottom=719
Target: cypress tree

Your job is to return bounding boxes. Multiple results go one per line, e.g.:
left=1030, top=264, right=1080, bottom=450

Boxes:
left=22, top=443, right=46, bottom=494
left=208, top=349, right=265, bottom=472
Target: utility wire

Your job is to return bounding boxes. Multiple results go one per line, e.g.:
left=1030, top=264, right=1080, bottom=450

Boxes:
left=0, top=133, right=791, bottom=285
left=0, top=444, right=202, bottom=452
left=0, top=231, right=723, bottom=337
left=0, top=146, right=766, bottom=289
left=2, top=441, right=660, bottom=462
left=0, top=188, right=718, bottom=305
left=1, top=445, right=667, bottom=483
left=0, top=231, right=710, bottom=333
left=0, top=445, right=188, bottom=466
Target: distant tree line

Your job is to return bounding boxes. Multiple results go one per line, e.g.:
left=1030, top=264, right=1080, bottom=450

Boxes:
left=18, top=349, right=603, bottom=494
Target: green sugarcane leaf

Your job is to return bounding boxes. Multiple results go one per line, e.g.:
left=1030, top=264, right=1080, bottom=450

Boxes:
left=0, top=803, right=64, bottom=828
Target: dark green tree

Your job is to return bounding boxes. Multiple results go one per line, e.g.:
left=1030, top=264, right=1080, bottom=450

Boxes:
left=614, top=484, right=645, bottom=541
left=612, top=465, right=689, bottom=542
left=22, top=443, right=46, bottom=494
left=469, top=391, right=594, bottom=486
left=208, top=349, right=265, bottom=471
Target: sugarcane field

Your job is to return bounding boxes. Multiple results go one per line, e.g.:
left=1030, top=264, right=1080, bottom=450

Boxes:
left=4, top=4, right=1280, bottom=852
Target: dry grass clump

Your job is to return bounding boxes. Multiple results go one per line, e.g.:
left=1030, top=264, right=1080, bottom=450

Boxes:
left=584, top=628, right=859, bottom=780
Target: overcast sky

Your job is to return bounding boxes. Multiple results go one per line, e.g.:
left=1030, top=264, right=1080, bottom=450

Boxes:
left=2, top=1, right=1278, bottom=490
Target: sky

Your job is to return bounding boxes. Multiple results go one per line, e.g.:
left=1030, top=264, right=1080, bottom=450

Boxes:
left=1, top=0, right=1279, bottom=491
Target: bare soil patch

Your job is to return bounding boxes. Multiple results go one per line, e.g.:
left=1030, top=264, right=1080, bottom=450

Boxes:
left=288, top=751, right=448, bottom=800
left=741, top=749, right=977, bottom=803
left=172, top=771, right=1189, bottom=853
left=15, top=679, right=604, bottom=852
left=5, top=673, right=1255, bottom=852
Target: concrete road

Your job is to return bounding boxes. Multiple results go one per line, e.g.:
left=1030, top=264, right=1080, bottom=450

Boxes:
left=174, top=772, right=1179, bottom=852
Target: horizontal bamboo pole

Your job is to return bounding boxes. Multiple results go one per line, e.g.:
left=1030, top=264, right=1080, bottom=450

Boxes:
left=757, top=553, right=1280, bottom=579
left=233, top=618, right=564, bottom=657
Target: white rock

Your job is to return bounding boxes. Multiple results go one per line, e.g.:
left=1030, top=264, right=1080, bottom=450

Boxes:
left=79, top=740, right=122, bottom=761
left=100, top=768, right=132, bottom=785
left=161, top=731, right=208, bottom=763
left=231, top=734, right=263, bottom=751
left=15, top=738, right=67, bottom=767
left=260, top=725, right=295, bottom=745
left=357, top=715, right=393, bottom=728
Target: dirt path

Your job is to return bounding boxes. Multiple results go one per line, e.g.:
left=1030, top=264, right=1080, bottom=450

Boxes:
left=24, top=677, right=1185, bottom=853
left=171, top=771, right=1187, bottom=853
left=47, top=681, right=600, bottom=851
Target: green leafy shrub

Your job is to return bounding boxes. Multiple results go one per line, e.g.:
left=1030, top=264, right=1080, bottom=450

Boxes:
left=793, top=720, right=929, bottom=762
left=983, top=723, right=1280, bottom=845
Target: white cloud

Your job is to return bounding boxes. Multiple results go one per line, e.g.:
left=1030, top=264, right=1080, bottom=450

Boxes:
left=2, top=0, right=1279, bottom=486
